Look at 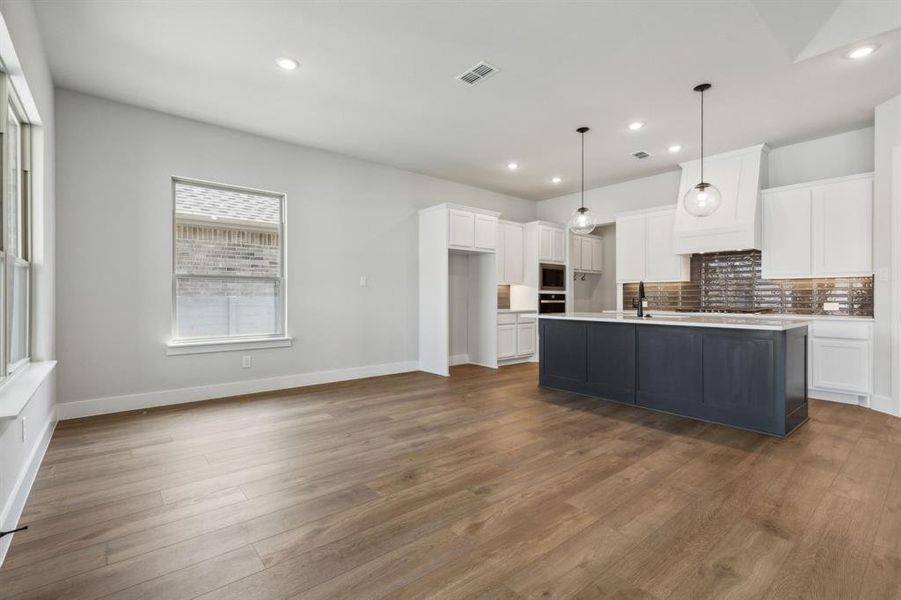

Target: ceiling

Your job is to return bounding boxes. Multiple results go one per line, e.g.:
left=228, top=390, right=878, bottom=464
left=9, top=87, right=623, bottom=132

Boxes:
left=33, top=0, right=901, bottom=201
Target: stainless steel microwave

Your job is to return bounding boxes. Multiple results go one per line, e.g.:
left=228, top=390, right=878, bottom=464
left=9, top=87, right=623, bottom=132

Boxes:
left=540, top=263, right=566, bottom=291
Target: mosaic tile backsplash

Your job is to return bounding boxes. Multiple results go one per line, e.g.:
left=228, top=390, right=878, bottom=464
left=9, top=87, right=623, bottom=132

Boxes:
left=622, top=250, right=873, bottom=316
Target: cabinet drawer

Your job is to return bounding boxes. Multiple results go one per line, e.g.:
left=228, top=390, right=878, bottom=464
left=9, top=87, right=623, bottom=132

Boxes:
left=810, top=321, right=871, bottom=340
left=497, top=313, right=518, bottom=325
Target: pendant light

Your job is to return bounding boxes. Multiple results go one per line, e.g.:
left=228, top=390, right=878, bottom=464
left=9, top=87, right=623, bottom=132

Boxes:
left=683, top=83, right=721, bottom=217
left=568, top=126, right=595, bottom=234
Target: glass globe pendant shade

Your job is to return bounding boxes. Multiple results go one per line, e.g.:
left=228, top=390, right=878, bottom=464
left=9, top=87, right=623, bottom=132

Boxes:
left=568, top=206, right=595, bottom=234
left=683, top=182, right=721, bottom=217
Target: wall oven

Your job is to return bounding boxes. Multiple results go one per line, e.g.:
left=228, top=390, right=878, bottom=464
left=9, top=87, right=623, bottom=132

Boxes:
left=540, top=263, right=566, bottom=291
left=539, top=293, right=566, bottom=314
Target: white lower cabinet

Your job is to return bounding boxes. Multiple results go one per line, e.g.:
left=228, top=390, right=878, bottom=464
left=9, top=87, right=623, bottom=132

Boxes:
left=516, top=321, right=536, bottom=355
left=808, top=320, right=873, bottom=402
left=497, top=312, right=536, bottom=360
left=497, top=324, right=517, bottom=359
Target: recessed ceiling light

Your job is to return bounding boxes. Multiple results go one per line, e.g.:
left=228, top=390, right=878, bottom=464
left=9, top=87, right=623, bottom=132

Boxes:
left=551, top=176, right=562, bottom=184
left=507, top=162, right=519, bottom=171
left=845, top=44, right=878, bottom=60
left=276, top=57, right=299, bottom=70
left=628, top=121, right=645, bottom=131
left=668, top=144, right=682, bottom=153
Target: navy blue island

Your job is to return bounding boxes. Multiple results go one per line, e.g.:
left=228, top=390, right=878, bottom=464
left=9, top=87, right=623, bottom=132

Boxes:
left=538, top=313, right=810, bottom=437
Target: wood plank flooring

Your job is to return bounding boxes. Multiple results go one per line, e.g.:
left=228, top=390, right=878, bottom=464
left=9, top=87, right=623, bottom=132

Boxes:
left=2, top=363, right=900, bottom=599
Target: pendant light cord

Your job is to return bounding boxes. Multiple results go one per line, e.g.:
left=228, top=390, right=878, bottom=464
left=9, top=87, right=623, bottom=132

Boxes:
left=580, top=129, right=585, bottom=210
left=699, top=87, right=704, bottom=183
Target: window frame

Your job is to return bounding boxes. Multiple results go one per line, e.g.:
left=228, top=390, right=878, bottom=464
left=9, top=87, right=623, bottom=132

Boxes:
left=0, top=72, right=32, bottom=379
left=168, top=176, right=289, bottom=353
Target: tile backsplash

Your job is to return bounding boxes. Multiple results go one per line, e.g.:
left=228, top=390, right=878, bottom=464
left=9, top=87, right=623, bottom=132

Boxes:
left=623, top=250, right=873, bottom=316
left=497, top=285, right=511, bottom=310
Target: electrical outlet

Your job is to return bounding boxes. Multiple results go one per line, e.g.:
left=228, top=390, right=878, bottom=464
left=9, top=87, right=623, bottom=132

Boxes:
left=21, top=416, right=26, bottom=443
left=359, top=275, right=368, bottom=287
left=242, top=355, right=252, bottom=369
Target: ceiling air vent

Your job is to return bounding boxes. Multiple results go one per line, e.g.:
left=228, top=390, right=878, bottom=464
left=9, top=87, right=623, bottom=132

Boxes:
left=456, top=61, right=499, bottom=86
left=631, top=150, right=653, bottom=159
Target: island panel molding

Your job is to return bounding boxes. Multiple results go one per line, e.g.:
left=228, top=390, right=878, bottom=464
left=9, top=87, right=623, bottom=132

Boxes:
left=539, top=315, right=808, bottom=437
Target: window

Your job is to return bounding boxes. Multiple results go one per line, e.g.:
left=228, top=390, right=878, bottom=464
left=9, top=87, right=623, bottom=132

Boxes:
left=0, top=74, right=31, bottom=376
left=171, top=178, right=286, bottom=347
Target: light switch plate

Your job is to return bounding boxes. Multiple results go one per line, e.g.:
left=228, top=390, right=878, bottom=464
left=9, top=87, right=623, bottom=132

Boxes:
left=823, top=302, right=840, bottom=311
left=359, top=276, right=368, bottom=287
left=241, top=355, right=252, bottom=369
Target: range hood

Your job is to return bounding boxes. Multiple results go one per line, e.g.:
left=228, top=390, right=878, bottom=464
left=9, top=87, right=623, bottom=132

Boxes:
left=673, top=143, right=769, bottom=254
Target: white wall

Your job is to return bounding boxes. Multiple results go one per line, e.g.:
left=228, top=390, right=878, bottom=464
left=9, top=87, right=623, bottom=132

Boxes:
left=876, top=94, right=901, bottom=417
left=0, top=0, right=56, bottom=565
left=537, top=127, right=876, bottom=226
left=55, top=89, right=535, bottom=415
left=768, top=127, right=875, bottom=188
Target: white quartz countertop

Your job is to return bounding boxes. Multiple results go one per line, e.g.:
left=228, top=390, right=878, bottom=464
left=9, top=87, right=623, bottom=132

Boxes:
left=539, top=312, right=812, bottom=331
left=497, top=308, right=538, bottom=313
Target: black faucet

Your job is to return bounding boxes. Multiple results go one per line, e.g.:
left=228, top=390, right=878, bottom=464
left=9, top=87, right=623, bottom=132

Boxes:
left=637, top=281, right=646, bottom=318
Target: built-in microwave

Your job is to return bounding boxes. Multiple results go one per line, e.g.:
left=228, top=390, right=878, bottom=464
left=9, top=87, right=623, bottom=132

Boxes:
left=538, top=293, right=566, bottom=314
left=540, top=263, right=566, bottom=291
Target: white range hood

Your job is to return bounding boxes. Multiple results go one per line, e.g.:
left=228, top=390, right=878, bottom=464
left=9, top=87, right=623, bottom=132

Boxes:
left=673, top=143, right=769, bottom=254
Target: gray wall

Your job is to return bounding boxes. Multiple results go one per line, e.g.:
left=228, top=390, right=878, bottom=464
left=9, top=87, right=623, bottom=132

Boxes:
left=537, top=127, right=876, bottom=225
left=0, top=0, right=57, bottom=565
left=55, top=89, right=536, bottom=405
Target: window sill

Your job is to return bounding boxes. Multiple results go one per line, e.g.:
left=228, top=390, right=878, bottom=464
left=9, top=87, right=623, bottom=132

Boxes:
left=166, top=337, right=293, bottom=356
left=0, top=361, right=57, bottom=421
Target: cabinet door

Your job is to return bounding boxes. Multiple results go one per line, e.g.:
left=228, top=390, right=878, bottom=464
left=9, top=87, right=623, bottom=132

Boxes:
left=571, top=235, right=583, bottom=271
left=474, top=214, right=497, bottom=251
left=615, top=216, right=646, bottom=283
left=811, top=338, right=871, bottom=394
left=812, top=178, right=873, bottom=276
left=552, top=228, right=566, bottom=263
left=497, top=324, right=516, bottom=359
left=539, top=227, right=554, bottom=262
left=644, top=210, right=687, bottom=282
left=516, top=321, right=536, bottom=356
left=503, top=223, right=524, bottom=284
left=580, top=237, right=594, bottom=271
left=496, top=223, right=506, bottom=282
left=761, top=189, right=812, bottom=279
left=448, top=209, right=474, bottom=248
left=591, top=237, right=604, bottom=273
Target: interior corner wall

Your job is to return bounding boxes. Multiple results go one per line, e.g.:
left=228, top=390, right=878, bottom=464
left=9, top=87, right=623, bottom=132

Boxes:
left=54, top=89, right=536, bottom=416
left=0, top=0, right=56, bottom=565
left=876, top=93, right=901, bottom=416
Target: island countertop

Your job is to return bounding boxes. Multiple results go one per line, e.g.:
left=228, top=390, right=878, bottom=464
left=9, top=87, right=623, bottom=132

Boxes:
left=538, top=312, right=811, bottom=331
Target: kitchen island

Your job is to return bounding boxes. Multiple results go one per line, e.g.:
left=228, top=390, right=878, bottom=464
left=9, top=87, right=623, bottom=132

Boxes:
left=538, top=313, right=810, bottom=437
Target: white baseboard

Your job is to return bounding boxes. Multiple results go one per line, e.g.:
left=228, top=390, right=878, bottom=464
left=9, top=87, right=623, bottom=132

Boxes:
left=871, top=394, right=900, bottom=418
left=808, top=389, right=866, bottom=406
left=58, top=360, right=419, bottom=420
left=0, top=416, right=55, bottom=567
left=448, top=354, right=470, bottom=366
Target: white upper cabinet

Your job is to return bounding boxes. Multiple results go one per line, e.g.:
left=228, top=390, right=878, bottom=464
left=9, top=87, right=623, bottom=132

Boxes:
left=571, top=234, right=603, bottom=273
left=761, top=188, right=812, bottom=279
left=474, top=214, right=498, bottom=251
left=496, top=221, right=524, bottom=284
left=446, top=205, right=498, bottom=252
left=616, top=207, right=689, bottom=283
left=811, top=176, right=872, bottom=277
left=539, top=223, right=565, bottom=263
left=448, top=209, right=475, bottom=248
left=761, top=173, right=873, bottom=279
left=615, top=215, right=646, bottom=283
left=644, top=210, right=684, bottom=282
left=674, top=144, right=768, bottom=254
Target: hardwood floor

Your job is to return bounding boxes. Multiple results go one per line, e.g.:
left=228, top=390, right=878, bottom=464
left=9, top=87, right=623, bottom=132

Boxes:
left=2, top=363, right=900, bottom=599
